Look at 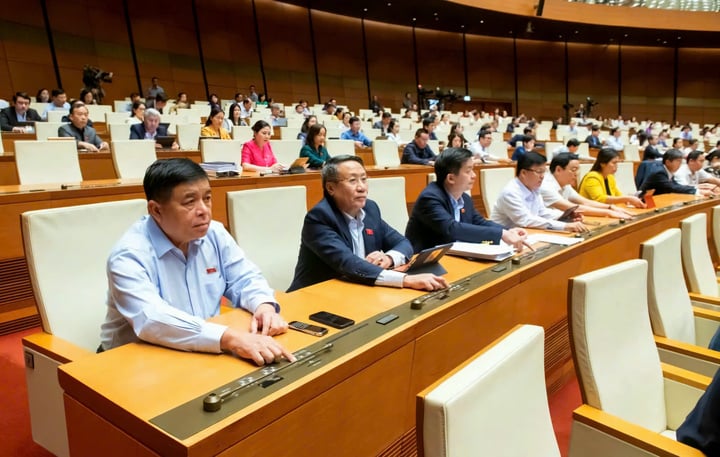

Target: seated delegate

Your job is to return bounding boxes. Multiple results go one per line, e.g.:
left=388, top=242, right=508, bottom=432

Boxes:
left=299, top=124, right=331, bottom=169
left=401, top=128, right=437, bottom=165
left=129, top=108, right=178, bottom=149
left=100, top=158, right=294, bottom=366
left=200, top=107, right=232, bottom=139
left=405, top=147, right=528, bottom=253
left=491, top=152, right=588, bottom=232
left=287, top=155, right=448, bottom=292
left=540, top=153, right=634, bottom=219
left=242, top=120, right=284, bottom=173
left=640, top=149, right=716, bottom=197
left=578, top=148, right=646, bottom=208
left=0, top=91, right=43, bottom=132
left=340, top=116, right=373, bottom=147
left=58, top=101, right=109, bottom=152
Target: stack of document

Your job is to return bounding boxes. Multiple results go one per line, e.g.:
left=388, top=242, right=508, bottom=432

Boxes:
left=200, top=162, right=240, bottom=177
left=447, top=241, right=515, bottom=261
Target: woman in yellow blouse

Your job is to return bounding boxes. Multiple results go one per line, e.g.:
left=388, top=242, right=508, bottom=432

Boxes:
left=200, top=107, right=232, bottom=139
left=579, top=148, right=646, bottom=208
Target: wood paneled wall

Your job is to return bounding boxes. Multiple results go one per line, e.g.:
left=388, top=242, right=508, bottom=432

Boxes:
left=0, top=0, right=719, bottom=124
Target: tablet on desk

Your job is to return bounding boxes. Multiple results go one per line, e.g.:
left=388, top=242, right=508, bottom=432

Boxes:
left=558, top=205, right=580, bottom=222
left=155, top=136, right=176, bottom=148
left=395, top=243, right=453, bottom=275
left=280, top=157, right=309, bottom=174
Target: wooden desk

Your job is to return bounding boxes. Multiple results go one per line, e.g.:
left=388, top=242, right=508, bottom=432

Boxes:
left=55, top=194, right=717, bottom=457
left=0, top=164, right=450, bottom=334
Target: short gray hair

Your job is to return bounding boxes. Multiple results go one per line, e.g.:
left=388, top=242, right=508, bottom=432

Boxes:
left=145, top=108, right=161, bottom=120
left=321, top=155, right=364, bottom=195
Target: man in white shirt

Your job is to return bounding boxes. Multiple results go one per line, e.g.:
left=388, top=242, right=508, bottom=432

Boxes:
left=540, top=153, right=634, bottom=219
left=604, top=127, right=624, bottom=151
left=470, top=130, right=511, bottom=163
left=41, top=89, right=70, bottom=120
left=491, top=152, right=587, bottom=232
left=674, top=151, right=720, bottom=189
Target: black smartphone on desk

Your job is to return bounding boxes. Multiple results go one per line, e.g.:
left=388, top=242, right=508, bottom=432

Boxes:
left=289, top=321, right=328, bottom=337
left=309, top=311, right=355, bottom=329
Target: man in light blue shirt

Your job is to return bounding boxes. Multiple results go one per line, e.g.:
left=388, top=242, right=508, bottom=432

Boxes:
left=605, top=127, right=624, bottom=151
left=340, top=116, right=373, bottom=147
left=100, top=158, right=294, bottom=366
left=41, top=89, right=70, bottom=120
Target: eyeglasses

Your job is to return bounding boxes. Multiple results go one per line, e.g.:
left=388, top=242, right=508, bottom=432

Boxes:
left=338, top=176, right=368, bottom=186
left=525, top=168, right=546, bottom=176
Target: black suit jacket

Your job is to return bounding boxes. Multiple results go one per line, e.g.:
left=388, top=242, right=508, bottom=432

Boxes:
left=129, top=123, right=169, bottom=140
left=405, top=182, right=504, bottom=253
left=287, top=197, right=413, bottom=292
left=677, top=367, right=720, bottom=455
left=639, top=166, right=696, bottom=195
left=642, top=145, right=662, bottom=161
left=0, top=107, right=42, bottom=131
left=585, top=134, right=602, bottom=148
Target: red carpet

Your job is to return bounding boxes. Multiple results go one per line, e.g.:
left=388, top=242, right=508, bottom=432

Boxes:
left=0, top=327, right=582, bottom=456
left=0, top=327, right=54, bottom=457
left=549, top=376, right=582, bottom=456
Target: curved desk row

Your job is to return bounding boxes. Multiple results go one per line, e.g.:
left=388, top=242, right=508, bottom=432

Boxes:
left=47, top=194, right=718, bottom=457
left=2, top=164, right=513, bottom=333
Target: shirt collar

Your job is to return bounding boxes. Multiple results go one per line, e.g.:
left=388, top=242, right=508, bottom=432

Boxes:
left=342, top=208, right=366, bottom=224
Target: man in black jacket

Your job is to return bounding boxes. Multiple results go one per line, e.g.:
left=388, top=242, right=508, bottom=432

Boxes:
left=0, top=92, right=42, bottom=132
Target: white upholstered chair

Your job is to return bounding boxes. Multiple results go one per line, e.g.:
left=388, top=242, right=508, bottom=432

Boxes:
left=111, top=140, right=157, bottom=180
left=270, top=139, right=302, bottom=165
left=326, top=139, right=355, bottom=156
left=569, top=259, right=708, bottom=457
left=232, top=125, right=253, bottom=142
left=681, top=213, right=720, bottom=299
left=373, top=140, right=401, bottom=167
left=641, top=228, right=720, bottom=377
left=480, top=167, right=514, bottom=218
left=543, top=142, right=562, bottom=162
left=368, top=176, right=408, bottom=234
left=417, top=325, right=560, bottom=457
left=623, top=144, right=640, bottom=162
left=177, top=123, right=201, bottom=150
left=614, top=161, right=637, bottom=195
left=226, top=186, right=306, bottom=291
left=200, top=139, right=243, bottom=165
left=14, top=140, right=82, bottom=185
left=22, top=199, right=147, bottom=457
left=34, top=122, right=65, bottom=141
left=108, top=122, right=131, bottom=142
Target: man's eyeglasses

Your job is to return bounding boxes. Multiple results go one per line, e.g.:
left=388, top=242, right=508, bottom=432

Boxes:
left=525, top=168, right=546, bottom=176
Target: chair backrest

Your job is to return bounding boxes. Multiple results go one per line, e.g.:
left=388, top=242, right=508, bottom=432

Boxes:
left=111, top=140, right=158, bottom=180
left=86, top=105, right=112, bottom=122
left=46, top=111, right=68, bottom=123
left=614, top=161, right=637, bottom=195
left=578, top=163, right=593, bottom=185
left=543, top=142, right=562, bottom=162
left=177, top=123, right=201, bottom=150
left=623, top=144, right=640, bottom=161
left=200, top=139, right=243, bottom=165
left=113, top=100, right=131, bottom=112
left=270, top=139, right=302, bottom=165
left=488, top=140, right=509, bottom=159
left=0, top=132, right=4, bottom=153
left=22, top=199, right=147, bottom=351
left=427, top=139, right=439, bottom=154
left=713, top=205, right=720, bottom=267
left=570, top=259, right=668, bottom=434
left=226, top=186, right=306, bottom=291
left=368, top=177, right=408, bottom=233
left=681, top=213, right=718, bottom=297
left=105, top=111, right=130, bottom=124
left=280, top=126, right=301, bottom=140
left=326, top=139, right=355, bottom=156
left=232, top=125, right=253, bottom=142
left=15, top=140, right=82, bottom=185
left=418, top=325, right=560, bottom=457
left=109, top=122, right=132, bottom=142
left=373, top=140, right=400, bottom=167
left=641, top=228, right=695, bottom=344
left=480, top=167, right=514, bottom=218
left=34, top=122, right=65, bottom=141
